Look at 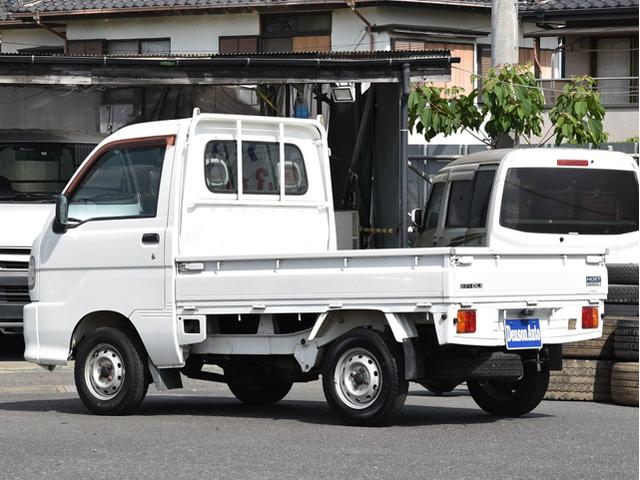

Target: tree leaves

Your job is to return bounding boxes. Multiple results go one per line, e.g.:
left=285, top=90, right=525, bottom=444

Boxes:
left=409, top=66, right=608, bottom=148
left=549, top=76, right=608, bottom=146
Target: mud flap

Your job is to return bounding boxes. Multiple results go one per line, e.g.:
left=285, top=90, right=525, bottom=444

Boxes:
left=148, top=360, right=183, bottom=391
left=402, top=337, right=425, bottom=380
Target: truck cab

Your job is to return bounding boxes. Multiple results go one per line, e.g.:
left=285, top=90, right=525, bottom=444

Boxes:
left=0, top=130, right=102, bottom=333
left=415, top=149, right=639, bottom=264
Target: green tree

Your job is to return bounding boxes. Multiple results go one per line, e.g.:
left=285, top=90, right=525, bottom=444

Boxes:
left=409, top=64, right=608, bottom=148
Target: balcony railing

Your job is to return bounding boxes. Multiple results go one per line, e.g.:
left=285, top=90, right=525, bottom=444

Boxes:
left=538, top=77, right=639, bottom=107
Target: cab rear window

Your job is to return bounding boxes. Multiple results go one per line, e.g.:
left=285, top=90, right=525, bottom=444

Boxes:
left=499, top=168, right=639, bottom=235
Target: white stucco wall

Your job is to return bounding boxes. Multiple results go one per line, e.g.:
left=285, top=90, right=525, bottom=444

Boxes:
left=1, top=28, right=65, bottom=53
left=67, top=13, right=259, bottom=54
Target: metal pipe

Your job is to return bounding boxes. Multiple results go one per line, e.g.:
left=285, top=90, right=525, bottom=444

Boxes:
left=399, top=63, right=410, bottom=248
left=33, top=13, right=68, bottom=54
left=346, top=1, right=375, bottom=51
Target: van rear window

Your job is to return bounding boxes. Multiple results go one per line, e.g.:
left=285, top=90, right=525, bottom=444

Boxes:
left=499, top=168, right=639, bottom=235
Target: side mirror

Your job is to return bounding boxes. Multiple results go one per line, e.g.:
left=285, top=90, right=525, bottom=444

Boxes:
left=53, top=194, right=69, bottom=234
left=410, top=208, right=423, bottom=228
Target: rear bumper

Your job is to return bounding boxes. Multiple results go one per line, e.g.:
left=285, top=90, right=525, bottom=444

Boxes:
left=438, top=300, right=604, bottom=347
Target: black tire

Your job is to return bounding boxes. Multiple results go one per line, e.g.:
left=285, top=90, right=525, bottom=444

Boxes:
left=74, top=326, right=149, bottom=415
left=604, top=303, right=639, bottom=317
left=227, top=376, right=293, bottom=405
left=610, top=362, right=639, bottom=407
left=607, top=284, right=639, bottom=305
left=322, top=328, right=407, bottom=426
left=614, top=318, right=639, bottom=361
left=607, top=264, right=639, bottom=286
left=467, top=361, right=549, bottom=416
left=545, top=359, right=612, bottom=402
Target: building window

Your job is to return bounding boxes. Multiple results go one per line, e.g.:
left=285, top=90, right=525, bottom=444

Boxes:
left=476, top=44, right=554, bottom=79
left=69, top=38, right=171, bottom=55
left=219, top=36, right=259, bottom=54
left=68, top=40, right=106, bottom=55
left=260, top=13, right=331, bottom=53
left=393, top=39, right=475, bottom=94
left=107, top=39, right=171, bottom=55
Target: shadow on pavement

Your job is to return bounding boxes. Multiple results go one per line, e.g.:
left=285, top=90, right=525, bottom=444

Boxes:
left=0, top=394, right=551, bottom=427
left=0, top=334, right=24, bottom=361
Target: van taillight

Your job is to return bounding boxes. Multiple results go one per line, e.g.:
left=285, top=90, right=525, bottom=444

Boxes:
left=557, top=159, right=589, bottom=167
left=582, top=307, right=599, bottom=329
left=456, top=310, right=476, bottom=333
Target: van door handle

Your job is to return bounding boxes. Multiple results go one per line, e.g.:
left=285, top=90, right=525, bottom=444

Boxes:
left=142, top=233, right=160, bottom=244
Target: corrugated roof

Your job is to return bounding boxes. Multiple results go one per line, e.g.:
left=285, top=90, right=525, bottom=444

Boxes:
left=521, top=0, right=638, bottom=14
left=4, top=0, right=491, bottom=16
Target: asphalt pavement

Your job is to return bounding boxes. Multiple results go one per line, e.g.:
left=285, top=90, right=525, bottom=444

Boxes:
left=0, top=336, right=637, bottom=480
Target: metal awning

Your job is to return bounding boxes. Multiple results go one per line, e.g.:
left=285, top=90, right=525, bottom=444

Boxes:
left=524, top=25, right=639, bottom=38
left=0, top=50, right=452, bottom=86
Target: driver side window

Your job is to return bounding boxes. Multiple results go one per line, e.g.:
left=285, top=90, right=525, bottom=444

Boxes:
left=68, top=145, right=166, bottom=222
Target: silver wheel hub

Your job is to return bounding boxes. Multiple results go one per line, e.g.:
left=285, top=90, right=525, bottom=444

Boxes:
left=84, top=343, right=125, bottom=400
left=334, top=348, right=382, bottom=409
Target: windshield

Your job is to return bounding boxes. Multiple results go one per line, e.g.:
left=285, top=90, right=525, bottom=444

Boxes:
left=500, top=167, right=639, bottom=235
left=0, top=142, right=95, bottom=203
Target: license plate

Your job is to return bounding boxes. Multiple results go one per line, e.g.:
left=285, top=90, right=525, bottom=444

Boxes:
left=505, top=319, right=542, bottom=350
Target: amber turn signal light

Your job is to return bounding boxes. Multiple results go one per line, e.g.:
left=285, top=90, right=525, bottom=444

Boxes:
left=456, top=310, right=476, bottom=334
left=581, top=306, right=599, bottom=329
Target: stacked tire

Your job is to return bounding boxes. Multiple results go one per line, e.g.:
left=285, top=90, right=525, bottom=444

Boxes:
left=608, top=264, right=639, bottom=408
left=546, top=263, right=638, bottom=406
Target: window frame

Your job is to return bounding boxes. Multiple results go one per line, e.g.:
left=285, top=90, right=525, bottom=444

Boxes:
left=203, top=138, right=309, bottom=197
left=63, top=135, right=173, bottom=224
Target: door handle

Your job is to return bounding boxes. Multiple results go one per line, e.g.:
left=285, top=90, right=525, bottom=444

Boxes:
left=142, top=233, right=160, bottom=244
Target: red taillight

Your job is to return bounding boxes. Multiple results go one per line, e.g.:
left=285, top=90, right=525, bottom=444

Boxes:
left=557, top=159, right=589, bottom=167
left=456, top=310, right=476, bottom=333
left=582, top=307, right=599, bottom=329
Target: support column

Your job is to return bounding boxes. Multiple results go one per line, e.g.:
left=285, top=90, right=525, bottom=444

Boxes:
left=399, top=63, right=410, bottom=248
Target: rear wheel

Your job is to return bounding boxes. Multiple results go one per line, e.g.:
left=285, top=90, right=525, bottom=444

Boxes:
left=322, top=328, right=407, bottom=426
left=467, top=361, right=549, bottom=416
left=74, top=326, right=149, bottom=415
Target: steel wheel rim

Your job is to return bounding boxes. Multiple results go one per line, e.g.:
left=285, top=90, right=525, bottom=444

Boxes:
left=84, top=343, right=125, bottom=400
left=333, top=347, right=382, bottom=410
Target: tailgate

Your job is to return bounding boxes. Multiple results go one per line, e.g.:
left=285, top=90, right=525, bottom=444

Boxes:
left=437, top=248, right=607, bottom=347
left=445, top=249, right=607, bottom=302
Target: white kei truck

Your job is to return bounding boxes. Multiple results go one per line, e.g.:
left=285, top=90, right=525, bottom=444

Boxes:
left=24, top=113, right=608, bottom=426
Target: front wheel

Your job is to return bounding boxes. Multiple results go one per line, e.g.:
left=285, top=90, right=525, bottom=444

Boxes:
left=467, top=361, right=549, bottom=417
left=322, top=328, right=407, bottom=426
left=74, top=326, right=149, bottom=415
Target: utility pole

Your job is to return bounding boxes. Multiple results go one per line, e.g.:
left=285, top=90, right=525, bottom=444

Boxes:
left=492, top=0, right=519, bottom=66
left=492, top=0, right=519, bottom=148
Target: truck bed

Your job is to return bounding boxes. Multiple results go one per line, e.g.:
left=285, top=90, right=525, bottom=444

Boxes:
left=175, top=247, right=607, bottom=347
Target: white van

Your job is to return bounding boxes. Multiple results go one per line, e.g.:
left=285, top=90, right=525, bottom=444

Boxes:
left=414, top=148, right=638, bottom=263
left=0, top=130, right=102, bottom=333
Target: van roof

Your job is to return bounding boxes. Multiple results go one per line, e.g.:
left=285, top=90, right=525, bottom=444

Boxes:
left=445, top=148, right=637, bottom=169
